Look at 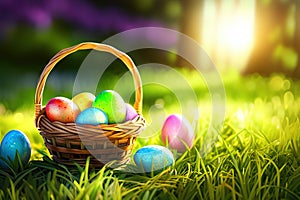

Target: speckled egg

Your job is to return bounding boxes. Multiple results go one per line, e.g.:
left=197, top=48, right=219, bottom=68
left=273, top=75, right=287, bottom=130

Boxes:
left=161, top=114, right=195, bottom=152
left=92, top=90, right=126, bottom=124
left=72, top=92, right=95, bottom=111
left=125, top=103, right=138, bottom=121
left=0, top=130, right=31, bottom=168
left=46, top=97, right=80, bottom=123
left=75, top=107, right=108, bottom=125
left=134, top=145, right=174, bottom=172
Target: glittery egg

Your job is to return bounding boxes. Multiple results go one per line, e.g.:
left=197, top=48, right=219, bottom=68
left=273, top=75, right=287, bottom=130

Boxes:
left=0, top=130, right=31, bottom=168
left=134, top=145, right=174, bottom=172
left=46, top=97, right=80, bottom=123
left=125, top=103, right=138, bottom=121
left=92, top=90, right=126, bottom=124
left=75, top=107, right=108, bottom=125
left=161, top=114, right=195, bottom=152
left=72, top=92, right=96, bottom=111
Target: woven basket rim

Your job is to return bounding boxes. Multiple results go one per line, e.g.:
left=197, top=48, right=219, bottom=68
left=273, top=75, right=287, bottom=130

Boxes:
left=36, top=110, right=146, bottom=137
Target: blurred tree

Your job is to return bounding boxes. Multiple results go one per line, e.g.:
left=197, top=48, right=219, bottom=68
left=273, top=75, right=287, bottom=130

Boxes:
left=176, top=0, right=204, bottom=68
left=293, top=0, right=300, bottom=78
left=242, top=0, right=298, bottom=78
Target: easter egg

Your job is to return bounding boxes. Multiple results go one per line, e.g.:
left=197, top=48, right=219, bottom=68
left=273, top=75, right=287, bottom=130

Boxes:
left=161, top=114, right=195, bottom=152
left=134, top=145, right=174, bottom=173
left=0, top=130, right=31, bottom=168
left=75, top=107, right=108, bottom=125
left=46, top=97, right=80, bottom=123
left=92, top=90, right=126, bottom=124
left=72, top=92, right=95, bottom=111
left=125, top=103, right=138, bottom=121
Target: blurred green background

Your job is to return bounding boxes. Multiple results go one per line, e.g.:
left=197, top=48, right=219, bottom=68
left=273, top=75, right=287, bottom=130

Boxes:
left=0, top=0, right=299, bottom=138
left=0, top=0, right=299, bottom=108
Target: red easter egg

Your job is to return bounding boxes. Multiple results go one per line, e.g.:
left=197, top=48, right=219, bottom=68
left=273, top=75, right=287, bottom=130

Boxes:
left=45, top=97, right=80, bottom=123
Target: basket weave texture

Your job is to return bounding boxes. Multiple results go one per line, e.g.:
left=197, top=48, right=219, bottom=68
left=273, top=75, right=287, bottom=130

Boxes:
left=35, top=42, right=146, bottom=167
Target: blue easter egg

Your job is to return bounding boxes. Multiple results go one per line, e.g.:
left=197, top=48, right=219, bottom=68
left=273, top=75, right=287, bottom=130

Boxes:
left=134, top=145, right=174, bottom=172
left=0, top=130, right=31, bottom=168
left=75, top=107, right=108, bottom=125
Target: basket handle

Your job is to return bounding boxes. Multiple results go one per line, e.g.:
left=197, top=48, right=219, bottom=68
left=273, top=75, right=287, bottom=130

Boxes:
left=35, top=42, right=143, bottom=118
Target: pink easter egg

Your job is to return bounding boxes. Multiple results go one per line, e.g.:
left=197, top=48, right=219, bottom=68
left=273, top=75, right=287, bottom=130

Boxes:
left=161, top=114, right=195, bottom=152
left=125, top=103, right=138, bottom=121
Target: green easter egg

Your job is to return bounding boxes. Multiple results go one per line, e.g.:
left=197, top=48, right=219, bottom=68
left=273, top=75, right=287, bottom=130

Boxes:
left=92, top=90, right=126, bottom=123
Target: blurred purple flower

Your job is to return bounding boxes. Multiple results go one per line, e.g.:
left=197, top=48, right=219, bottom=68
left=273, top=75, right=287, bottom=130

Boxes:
left=0, top=0, right=162, bottom=33
left=25, top=7, right=51, bottom=29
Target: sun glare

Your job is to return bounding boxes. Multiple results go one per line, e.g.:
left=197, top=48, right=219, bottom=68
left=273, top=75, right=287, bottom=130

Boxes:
left=202, top=0, right=256, bottom=69
left=220, top=17, right=254, bottom=52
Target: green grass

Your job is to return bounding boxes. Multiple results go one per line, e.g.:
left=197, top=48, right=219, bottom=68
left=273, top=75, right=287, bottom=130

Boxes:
left=1, top=71, right=300, bottom=199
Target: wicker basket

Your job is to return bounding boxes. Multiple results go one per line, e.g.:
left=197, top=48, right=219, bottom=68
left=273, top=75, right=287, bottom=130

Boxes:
left=35, top=42, right=146, bottom=168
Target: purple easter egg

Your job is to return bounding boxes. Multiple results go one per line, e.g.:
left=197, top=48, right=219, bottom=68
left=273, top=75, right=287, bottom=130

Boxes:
left=125, top=103, right=138, bottom=121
